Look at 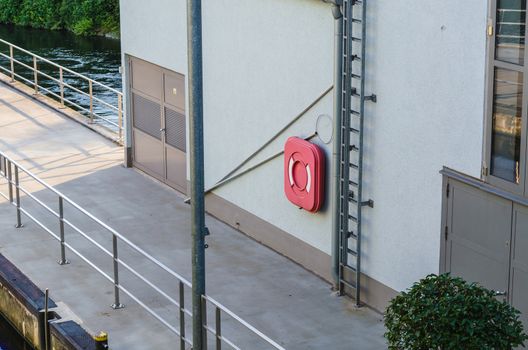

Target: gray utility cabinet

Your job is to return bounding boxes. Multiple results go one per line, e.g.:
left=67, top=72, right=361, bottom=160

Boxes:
left=128, top=56, right=187, bottom=194
left=441, top=168, right=528, bottom=332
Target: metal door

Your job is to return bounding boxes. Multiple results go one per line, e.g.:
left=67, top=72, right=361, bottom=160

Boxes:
left=445, top=179, right=512, bottom=302
left=512, top=205, right=528, bottom=331
left=130, top=57, right=187, bottom=193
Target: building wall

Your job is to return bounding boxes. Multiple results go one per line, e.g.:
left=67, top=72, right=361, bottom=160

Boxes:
left=364, top=0, right=488, bottom=291
left=120, top=0, right=489, bottom=296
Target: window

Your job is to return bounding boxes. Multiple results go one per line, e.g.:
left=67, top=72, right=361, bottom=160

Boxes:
left=486, top=0, right=528, bottom=193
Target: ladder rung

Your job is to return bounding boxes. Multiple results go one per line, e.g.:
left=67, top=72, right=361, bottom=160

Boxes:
left=340, top=279, right=357, bottom=290
left=348, top=215, right=358, bottom=223
left=350, top=145, right=359, bottom=152
left=349, top=198, right=358, bottom=205
left=347, top=248, right=357, bottom=257
left=347, top=231, right=358, bottom=239
left=352, top=18, right=362, bottom=24
left=349, top=163, right=359, bottom=170
left=340, top=263, right=357, bottom=274
left=350, top=109, right=360, bottom=116
left=349, top=180, right=358, bottom=187
left=351, top=37, right=362, bottom=42
left=350, top=127, right=359, bottom=134
left=351, top=73, right=361, bottom=79
left=351, top=54, right=361, bottom=62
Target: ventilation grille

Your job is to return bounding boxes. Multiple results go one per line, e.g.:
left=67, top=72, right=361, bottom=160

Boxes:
left=165, top=107, right=186, bottom=152
left=133, top=93, right=161, bottom=140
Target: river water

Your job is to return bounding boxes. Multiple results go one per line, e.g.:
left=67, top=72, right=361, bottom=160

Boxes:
left=0, top=24, right=122, bottom=129
left=0, top=24, right=121, bottom=349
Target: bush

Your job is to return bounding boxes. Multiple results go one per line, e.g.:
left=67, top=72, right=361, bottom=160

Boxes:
left=0, top=0, right=119, bottom=36
left=384, top=274, right=528, bottom=350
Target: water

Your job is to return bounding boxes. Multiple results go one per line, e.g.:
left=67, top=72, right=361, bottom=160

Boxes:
left=0, top=24, right=122, bottom=129
left=0, top=314, right=31, bottom=350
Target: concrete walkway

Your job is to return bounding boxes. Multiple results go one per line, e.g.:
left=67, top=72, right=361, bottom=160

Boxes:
left=0, top=82, right=386, bottom=349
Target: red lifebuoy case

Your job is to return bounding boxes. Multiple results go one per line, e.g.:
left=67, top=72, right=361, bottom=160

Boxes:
left=284, top=137, right=325, bottom=213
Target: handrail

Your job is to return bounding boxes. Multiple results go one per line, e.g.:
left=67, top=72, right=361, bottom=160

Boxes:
left=0, top=151, right=284, bottom=349
left=0, top=39, right=123, bottom=143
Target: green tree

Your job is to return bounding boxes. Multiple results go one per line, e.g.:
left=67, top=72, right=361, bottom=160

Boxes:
left=0, top=0, right=119, bottom=36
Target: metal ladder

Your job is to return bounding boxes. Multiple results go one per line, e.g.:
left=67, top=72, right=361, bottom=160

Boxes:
left=337, top=0, right=375, bottom=306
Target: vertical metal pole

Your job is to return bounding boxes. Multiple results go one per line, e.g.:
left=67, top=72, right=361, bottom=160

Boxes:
left=89, top=80, right=94, bottom=123
left=9, top=45, right=14, bottom=82
left=14, top=165, right=22, bottom=228
left=187, top=0, right=206, bottom=348
left=59, top=67, right=65, bottom=107
left=215, top=307, right=221, bottom=350
left=7, top=160, right=13, bottom=203
left=201, top=297, right=208, bottom=349
left=58, top=197, right=69, bottom=265
left=179, top=281, right=186, bottom=349
left=44, top=288, right=49, bottom=350
left=33, top=56, right=38, bottom=94
left=111, top=235, right=124, bottom=309
left=118, top=94, right=123, bottom=142
left=331, top=5, right=344, bottom=286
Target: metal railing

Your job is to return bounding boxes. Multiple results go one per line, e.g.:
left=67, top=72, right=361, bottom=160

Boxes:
left=0, top=151, right=284, bottom=350
left=0, top=39, right=123, bottom=144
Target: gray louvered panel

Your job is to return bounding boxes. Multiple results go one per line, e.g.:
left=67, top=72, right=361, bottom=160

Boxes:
left=165, top=107, right=186, bottom=152
left=133, top=93, right=161, bottom=140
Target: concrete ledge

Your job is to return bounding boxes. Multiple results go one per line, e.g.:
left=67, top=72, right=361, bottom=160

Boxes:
left=50, top=321, right=99, bottom=350
left=0, top=253, right=56, bottom=349
left=0, top=253, right=101, bottom=350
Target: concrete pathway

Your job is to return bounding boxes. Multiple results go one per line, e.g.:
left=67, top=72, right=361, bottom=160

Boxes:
left=0, top=82, right=386, bottom=349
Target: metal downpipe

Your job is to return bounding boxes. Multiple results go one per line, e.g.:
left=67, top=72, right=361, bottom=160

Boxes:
left=186, top=0, right=207, bottom=348
left=330, top=4, right=343, bottom=284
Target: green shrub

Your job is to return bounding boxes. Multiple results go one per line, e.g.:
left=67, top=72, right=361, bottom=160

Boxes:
left=384, top=274, right=528, bottom=350
left=0, top=0, right=119, bottom=36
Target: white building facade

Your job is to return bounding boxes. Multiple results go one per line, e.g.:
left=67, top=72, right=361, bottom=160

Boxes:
left=119, top=0, right=526, bottom=323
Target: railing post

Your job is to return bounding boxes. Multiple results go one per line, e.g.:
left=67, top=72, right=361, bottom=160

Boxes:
left=58, top=197, right=69, bottom=265
left=89, top=80, right=94, bottom=123
left=14, top=165, right=22, bottom=228
left=9, top=45, right=14, bottom=82
left=33, top=56, right=38, bottom=95
left=59, top=67, right=65, bottom=108
left=215, top=306, right=222, bottom=350
left=118, top=94, right=123, bottom=143
left=179, top=281, right=186, bottom=349
left=7, top=160, right=13, bottom=203
left=111, top=234, right=124, bottom=309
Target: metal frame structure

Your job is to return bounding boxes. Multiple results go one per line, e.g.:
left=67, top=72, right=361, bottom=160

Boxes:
left=0, top=39, right=124, bottom=144
left=337, top=0, right=375, bottom=305
left=0, top=151, right=284, bottom=350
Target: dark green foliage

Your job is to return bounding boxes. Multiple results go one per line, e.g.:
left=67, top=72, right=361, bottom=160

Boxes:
left=0, top=0, right=119, bottom=36
left=384, top=274, right=528, bottom=350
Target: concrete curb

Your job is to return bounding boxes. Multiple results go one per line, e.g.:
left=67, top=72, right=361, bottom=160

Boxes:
left=0, top=253, right=105, bottom=350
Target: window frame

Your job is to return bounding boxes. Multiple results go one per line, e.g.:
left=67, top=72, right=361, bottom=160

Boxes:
left=484, top=0, right=528, bottom=195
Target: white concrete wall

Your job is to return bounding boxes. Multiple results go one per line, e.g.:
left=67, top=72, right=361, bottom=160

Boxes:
left=120, top=0, right=489, bottom=293
left=119, top=0, right=188, bottom=150
left=363, top=0, right=488, bottom=291
left=202, top=0, right=335, bottom=253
